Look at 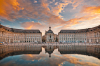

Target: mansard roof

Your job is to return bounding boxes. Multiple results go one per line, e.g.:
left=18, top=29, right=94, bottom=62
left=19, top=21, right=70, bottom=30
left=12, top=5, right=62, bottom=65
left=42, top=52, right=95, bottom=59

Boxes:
left=46, top=30, right=54, bottom=33
left=45, top=27, right=54, bottom=34
left=59, top=29, right=88, bottom=33
left=59, top=30, right=76, bottom=33
left=0, top=24, right=41, bottom=33
left=59, top=25, right=100, bottom=33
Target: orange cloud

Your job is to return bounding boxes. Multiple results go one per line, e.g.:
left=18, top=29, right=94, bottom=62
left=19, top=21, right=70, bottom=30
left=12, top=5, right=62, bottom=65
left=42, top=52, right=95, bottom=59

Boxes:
left=21, top=21, right=44, bottom=29
left=50, top=0, right=83, bottom=16
left=21, top=14, right=97, bottom=35
left=27, top=25, right=33, bottom=29
left=62, top=55, right=99, bottom=66
left=27, top=54, right=33, bottom=58
left=51, top=2, right=69, bottom=16
left=53, top=54, right=99, bottom=66
left=0, top=0, right=22, bottom=20
left=72, top=0, right=84, bottom=9
left=81, top=6, right=100, bottom=14
left=67, top=5, right=100, bottom=30
left=21, top=21, right=48, bottom=35
left=20, top=0, right=100, bottom=34
left=55, top=15, right=96, bottom=29
left=41, top=0, right=50, bottom=11
left=19, top=0, right=81, bottom=31
left=0, top=0, right=95, bottom=34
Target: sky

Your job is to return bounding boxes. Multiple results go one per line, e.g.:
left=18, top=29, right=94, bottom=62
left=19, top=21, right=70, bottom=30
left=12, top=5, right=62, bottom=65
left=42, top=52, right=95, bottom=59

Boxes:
left=0, top=0, right=100, bottom=35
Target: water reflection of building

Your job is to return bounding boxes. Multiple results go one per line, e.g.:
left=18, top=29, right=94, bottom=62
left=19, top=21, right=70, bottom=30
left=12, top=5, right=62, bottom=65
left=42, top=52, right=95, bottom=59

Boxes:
left=0, top=45, right=42, bottom=59
left=0, top=45, right=100, bottom=59
left=58, top=45, right=100, bottom=58
left=58, top=45, right=87, bottom=54
left=86, top=45, right=100, bottom=58
left=0, top=24, right=42, bottom=43
left=58, top=25, right=100, bottom=43
left=44, top=45, right=55, bottom=57
left=87, top=45, right=100, bottom=54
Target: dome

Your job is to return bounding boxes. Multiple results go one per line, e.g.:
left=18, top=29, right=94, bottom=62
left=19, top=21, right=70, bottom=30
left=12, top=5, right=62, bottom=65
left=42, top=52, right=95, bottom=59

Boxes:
left=47, top=30, right=53, bottom=33
left=46, top=27, right=54, bottom=33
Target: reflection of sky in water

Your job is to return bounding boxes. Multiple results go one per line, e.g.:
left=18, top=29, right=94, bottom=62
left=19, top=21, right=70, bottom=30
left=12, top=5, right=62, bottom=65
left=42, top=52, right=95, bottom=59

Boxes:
left=70, top=54, right=100, bottom=65
left=0, top=48, right=100, bottom=66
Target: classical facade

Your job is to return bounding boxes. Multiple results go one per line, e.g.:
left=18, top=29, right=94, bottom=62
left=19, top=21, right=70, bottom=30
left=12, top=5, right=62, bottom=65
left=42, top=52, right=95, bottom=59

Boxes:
left=58, top=25, right=100, bottom=43
left=45, top=27, right=58, bottom=43
left=0, top=23, right=100, bottom=44
left=87, top=26, right=100, bottom=43
left=0, top=24, right=42, bottom=43
left=45, top=27, right=54, bottom=43
left=58, top=30, right=87, bottom=43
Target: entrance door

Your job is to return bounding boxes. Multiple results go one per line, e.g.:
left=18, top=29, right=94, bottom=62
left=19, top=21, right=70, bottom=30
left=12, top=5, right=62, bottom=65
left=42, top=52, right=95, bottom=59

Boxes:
left=49, top=39, right=52, bottom=42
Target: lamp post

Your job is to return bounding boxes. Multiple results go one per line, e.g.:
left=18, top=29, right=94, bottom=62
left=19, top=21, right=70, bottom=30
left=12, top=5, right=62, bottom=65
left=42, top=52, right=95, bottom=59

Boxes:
left=1, top=31, right=4, bottom=45
left=74, top=32, right=75, bottom=48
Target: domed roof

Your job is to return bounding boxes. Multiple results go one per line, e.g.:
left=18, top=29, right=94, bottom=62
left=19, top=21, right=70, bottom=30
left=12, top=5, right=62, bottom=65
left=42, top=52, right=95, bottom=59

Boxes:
left=47, top=30, right=53, bottom=33
left=46, top=27, right=54, bottom=33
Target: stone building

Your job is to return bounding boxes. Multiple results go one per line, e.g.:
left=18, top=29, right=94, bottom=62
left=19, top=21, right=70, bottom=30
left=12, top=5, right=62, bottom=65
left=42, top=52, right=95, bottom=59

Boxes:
left=58, top=30, right=87, bottom=43
left=0, top=23, right=100, bottom=44
left=0, top=24, right=42, bottom=43
left=87, top=25, right=100, bottom=43
left=58, top=25, right=100, bottom=43
left=45, top=27, right=58, bottom=43
left=45, top=27, right=55, bottom=43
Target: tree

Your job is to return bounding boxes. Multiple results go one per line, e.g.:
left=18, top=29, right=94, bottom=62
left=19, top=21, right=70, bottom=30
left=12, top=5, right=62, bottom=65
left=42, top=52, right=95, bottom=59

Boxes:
left=55, top=37, right=58, bottom=42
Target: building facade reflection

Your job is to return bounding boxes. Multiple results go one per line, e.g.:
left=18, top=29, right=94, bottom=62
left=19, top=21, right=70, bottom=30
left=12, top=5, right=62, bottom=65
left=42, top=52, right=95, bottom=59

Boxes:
left=0, top=45, right=100, bottom=59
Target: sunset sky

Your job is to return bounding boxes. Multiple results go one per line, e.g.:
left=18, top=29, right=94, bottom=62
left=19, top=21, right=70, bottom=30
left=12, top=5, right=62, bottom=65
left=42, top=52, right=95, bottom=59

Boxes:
left=0, top=0, right=100, bottom=35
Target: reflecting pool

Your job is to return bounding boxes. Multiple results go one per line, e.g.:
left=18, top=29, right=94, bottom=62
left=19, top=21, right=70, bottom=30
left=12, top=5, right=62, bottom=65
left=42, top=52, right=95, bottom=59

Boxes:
left=0, top=45, right=100, bottom=66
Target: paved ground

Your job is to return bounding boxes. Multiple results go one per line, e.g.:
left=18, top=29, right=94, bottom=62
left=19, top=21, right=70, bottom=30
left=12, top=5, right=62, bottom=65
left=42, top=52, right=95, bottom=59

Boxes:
left=2, top=43, right=100, bottom=46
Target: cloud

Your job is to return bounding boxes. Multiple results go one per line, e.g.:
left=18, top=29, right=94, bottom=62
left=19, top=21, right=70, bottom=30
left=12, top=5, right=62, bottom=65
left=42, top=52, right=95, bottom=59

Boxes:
left=72, top=0, right=84, bottom=9
left=81, top=6, right=100, bottom=14
left=53, top=54, right=99, bottom=66
left=21, top=21, right=45, bottom=29
left=19, top=0, right=98, bottom=30
left=0, top=0, right=82, bottom=22
left=62, top=55, right=99, bottom=66
left=21, top=21, right=48, bottom=35
left=34, top=0, right=37, bottom=3
left=20, top=5, right=98, bottom=34
left=50, top=0, right=83, bottom=16
left=21, top=52, right=99, bottom=66
left=69, top=6, right=100, bottom=29
left=54, top=15, right=96, bottom=29
left=19, top=0, right=85, bottom=34
left=69, top=18, right=100, bottom=29
left=51, top=2, right=69, bottom=16
left=0, top=0, right=22, bottom=20
left=0, top=0, right=100, bottom=34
